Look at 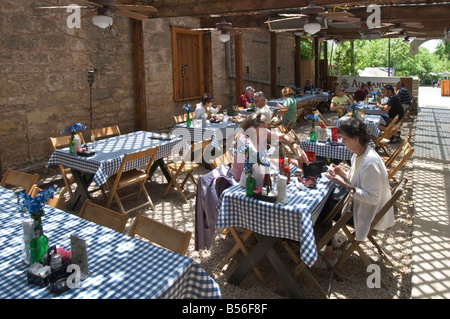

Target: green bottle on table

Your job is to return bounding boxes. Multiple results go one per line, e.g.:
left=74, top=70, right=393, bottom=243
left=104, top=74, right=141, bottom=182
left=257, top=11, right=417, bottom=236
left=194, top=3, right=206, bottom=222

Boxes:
left=186, top=112, right=191, bottom=127
left=310, top=119, right=316, bottom=142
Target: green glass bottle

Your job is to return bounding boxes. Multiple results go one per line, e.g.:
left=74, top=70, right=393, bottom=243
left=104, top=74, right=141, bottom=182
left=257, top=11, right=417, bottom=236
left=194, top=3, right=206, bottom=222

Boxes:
left=245, top=175, right=256, bottom=197
left=310, top=119, right=316, bottom=142
left=186, top=111, right=191, bottom=127
left=69, top=132, right=75, bottom=154
left=352, top=105, right=357, bottom=118
left=251, top=102, right=255, bottom=112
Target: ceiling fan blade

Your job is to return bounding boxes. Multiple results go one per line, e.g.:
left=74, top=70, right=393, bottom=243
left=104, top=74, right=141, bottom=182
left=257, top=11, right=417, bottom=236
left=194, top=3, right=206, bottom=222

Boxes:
left=407, top=31, right=426, bottom=35
left=324, top=15, right=360, bottom=23
left=81, top=9, right=98, bottom=19
left=115, top=10, right=148, bottom=20
left=115, top=5, right=158, bottom=13
left=279, top=13, right=308, bottom=18
left=320, top=11, right=355, bottom=18
left=191, top=28, right=216, bottom=31
left=404, top=22, right=424, bottom=29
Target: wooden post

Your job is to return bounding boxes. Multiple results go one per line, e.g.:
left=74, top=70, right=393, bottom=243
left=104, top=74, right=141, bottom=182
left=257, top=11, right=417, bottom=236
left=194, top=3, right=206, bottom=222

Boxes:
left=131, top=20, right=147, bottom=131
left=314, top=38, right=319, bottom=88
left=323, top=41, right=328, bottom=91
left=271, top=33, right=277, bottom=98
left=234, top=33, right=243, bottom=105
left=295, top=36, right=301, bottom=90
left=203, top=32, right=213, bottom=95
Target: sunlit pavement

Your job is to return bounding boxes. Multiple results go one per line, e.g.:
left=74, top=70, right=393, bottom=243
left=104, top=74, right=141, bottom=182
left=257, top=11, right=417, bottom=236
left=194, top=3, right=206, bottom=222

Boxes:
left=412, top=87, right=450, bottom=298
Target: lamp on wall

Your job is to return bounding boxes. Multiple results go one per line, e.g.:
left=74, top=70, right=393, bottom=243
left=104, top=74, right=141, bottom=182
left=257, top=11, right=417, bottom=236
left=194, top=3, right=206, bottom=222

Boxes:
left=92, top=14, right=113, bottom=29
left=219, top=30, right=230, bottom=43
left=304, top=22, right=321, bottom=35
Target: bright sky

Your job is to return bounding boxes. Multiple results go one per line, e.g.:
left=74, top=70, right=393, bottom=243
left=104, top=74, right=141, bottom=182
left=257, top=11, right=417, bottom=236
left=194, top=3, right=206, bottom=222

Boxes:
left=420, top=39, right=441, bottom=53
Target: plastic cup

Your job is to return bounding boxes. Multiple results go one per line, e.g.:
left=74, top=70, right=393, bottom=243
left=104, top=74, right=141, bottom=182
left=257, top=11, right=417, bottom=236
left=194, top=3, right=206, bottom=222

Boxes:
left=331, top=127, right=338, bottom=142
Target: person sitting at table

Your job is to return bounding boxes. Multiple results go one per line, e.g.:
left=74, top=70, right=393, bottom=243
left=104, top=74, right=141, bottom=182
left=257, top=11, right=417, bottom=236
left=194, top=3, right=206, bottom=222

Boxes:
left=377, top=85, right=404, bottom=143
left=304, top=79, right=317, bottom=93
left=276, top=87, right=297, bottom=126
left=353, top=82, right=369, bottom=102
left=330, top=81, right=341, bottom=96
left=195, top=93, right=221, bottom=119
left=395, top=81, right=412, bottom=107
left=330, top=88, right=352, bottom=117
left=231, top=113, right=310, bottom=182
left=254, top=91, right=272, bottom=125
left=238, top=86, right=255, bottom=108
left=317, top=118, right=394, bottom=263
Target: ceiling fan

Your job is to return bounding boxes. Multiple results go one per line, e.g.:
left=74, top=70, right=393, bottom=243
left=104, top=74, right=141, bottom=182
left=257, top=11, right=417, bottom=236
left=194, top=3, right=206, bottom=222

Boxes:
left=266, top=1, right=359, bottom=35
left=192, top=17, right=237, bottom=42
left=35, top=0, right=158, bottom=29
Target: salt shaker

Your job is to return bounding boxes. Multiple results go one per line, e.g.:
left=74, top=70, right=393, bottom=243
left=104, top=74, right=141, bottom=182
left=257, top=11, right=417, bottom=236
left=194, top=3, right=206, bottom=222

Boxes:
left=278, top=175, right=288, bottom=204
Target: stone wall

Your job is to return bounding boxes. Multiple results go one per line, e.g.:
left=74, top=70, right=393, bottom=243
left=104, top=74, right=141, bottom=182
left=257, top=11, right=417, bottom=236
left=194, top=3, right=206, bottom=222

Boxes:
left=0, top=1, right=297, bottom=172
left=0, top=1, right=135, bottom=169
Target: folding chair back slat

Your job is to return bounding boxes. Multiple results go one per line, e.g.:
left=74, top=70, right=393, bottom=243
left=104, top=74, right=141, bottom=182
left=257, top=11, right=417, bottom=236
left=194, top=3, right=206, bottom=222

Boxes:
left=0, top=168, right=39, bottom=194
left=129, top=212, right=191, bottom=255
left=30, top=185, right=65, bottom=210
left=79, top=200, right=129, bottom=233
left=90, top=125, right=121, bottom=141
left=106, top=146, right=159, bottom=214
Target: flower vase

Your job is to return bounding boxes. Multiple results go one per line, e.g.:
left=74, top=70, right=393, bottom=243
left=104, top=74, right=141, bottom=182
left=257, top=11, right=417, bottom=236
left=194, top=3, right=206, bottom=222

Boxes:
left=310, top=119, right=316, bottom=142
left=245, top=174, right=256, bottom=197
left=69, top=132, right=75, bottom=154
left=186, top=112, right=191, bottom=127
left=29, top=216, right=48, bottom=265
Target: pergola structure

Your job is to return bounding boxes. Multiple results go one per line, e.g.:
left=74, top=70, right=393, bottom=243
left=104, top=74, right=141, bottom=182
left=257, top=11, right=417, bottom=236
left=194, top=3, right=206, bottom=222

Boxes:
left=80, top=1, right=450, bottom=130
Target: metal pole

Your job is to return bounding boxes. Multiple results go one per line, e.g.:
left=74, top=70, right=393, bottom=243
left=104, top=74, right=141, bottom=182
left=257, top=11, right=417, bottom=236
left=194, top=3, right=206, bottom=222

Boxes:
left=87, top=68, right=96, bottom=130
left=388, top=39, right=391, bottom=77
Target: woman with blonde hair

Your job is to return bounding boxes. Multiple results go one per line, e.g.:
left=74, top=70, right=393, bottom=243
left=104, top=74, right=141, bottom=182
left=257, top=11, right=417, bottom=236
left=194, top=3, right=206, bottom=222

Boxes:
left=276, top=87, right=297, bottom=126
left=231, top=113, right=310, bottom=182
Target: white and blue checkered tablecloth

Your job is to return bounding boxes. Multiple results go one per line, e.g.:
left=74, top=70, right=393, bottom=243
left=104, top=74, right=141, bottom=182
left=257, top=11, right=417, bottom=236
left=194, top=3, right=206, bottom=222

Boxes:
left=0, top=187, right=221, bottom=299
left=361, top=104, right=389, bottom=117
left=266, top=92, right=329, bottom=107
left=335, top=115, right=385, bottom=137
left=216, top=165, right=332, bottom=267
left=300, top=139, right=354, bottom=161
left=169, top=122, right=239, bottom=149
left=46, top=131, right=188, bottom=186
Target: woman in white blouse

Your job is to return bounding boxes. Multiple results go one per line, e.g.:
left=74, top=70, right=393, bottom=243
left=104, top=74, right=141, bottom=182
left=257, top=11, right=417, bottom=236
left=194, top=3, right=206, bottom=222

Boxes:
left=320, top=118, right=394, bottom=263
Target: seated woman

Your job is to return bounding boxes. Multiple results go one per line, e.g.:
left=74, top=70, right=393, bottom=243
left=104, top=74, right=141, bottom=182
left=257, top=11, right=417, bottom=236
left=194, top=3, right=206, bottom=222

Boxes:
left=317, top=118, right=394, bottom=263
left=330, top=88, right=352, bottom=117
left=231, top=113, right=310, bottom=182
left=195, top=93, right=221, bottom=119
left=276, top=87, right=297, bottom=125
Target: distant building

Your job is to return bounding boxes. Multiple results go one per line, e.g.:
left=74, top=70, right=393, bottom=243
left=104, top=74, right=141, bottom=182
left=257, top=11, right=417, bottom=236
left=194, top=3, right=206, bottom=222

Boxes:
left=440, top=71, right=450, bottom=80
left=358, top=67, right=394, bottom=77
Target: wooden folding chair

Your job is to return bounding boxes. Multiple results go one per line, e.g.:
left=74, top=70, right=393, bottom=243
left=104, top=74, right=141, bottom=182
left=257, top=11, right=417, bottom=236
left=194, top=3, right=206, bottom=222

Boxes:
left=334, top=188, right=403, bottom=284
left=315, top=110, right=331, bottom=128
left=0, top=168, right=39, bottom=194
left=209, top=149, right=233, bottom=170
left=79, top=199, right=129, bottom=233
left=50, top=133, right=86, bottom=197
left=30, top=185, right=65, bottom=210
left=283, top=189, right=353, bottom=298
left=372, top=115, right=399, bottom=155
left=105, top=146, right=159, bottom=214
left=173, top=112, right=195, bottom=124
left=376, top=112, right=409, bottom=156
left=280, top=130, right=302, bottom=159
left=270, top=109, right=287, bottom=129
left=162, top=139, right=211, bottom=203
left=385, top=140, right=414, bottom=181
left=129, top=212, right=192, bottom=255
left=90, top=125, right=121, bottom=141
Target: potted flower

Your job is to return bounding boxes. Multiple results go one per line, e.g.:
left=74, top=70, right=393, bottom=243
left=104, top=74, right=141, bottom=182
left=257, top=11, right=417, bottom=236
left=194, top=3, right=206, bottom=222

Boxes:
left=61, top=122, right=86, bottom=154
left=16, top=186, right=56, bottom=264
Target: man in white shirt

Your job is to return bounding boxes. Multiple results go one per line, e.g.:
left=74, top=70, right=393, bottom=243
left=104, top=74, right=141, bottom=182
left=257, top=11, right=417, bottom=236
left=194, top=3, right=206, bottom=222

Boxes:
left=253, top=91, right=272, bottom=124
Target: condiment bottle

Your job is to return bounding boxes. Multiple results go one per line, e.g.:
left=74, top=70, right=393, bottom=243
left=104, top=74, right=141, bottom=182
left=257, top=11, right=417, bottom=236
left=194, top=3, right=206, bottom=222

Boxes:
left=283, top=157, right=291, bottom=184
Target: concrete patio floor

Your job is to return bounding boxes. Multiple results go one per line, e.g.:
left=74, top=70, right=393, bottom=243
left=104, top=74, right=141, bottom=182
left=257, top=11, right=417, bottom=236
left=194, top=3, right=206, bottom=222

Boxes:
left=412, top=86, right=450, bottom=298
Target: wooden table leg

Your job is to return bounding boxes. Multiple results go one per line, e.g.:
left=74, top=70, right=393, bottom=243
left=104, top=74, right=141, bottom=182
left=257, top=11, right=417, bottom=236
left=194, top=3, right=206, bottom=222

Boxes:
left=148, top=159, right=172, bottom=183
left=228, top=233, right=305, bottom=299
left=64, top=171, right=93, bottom=211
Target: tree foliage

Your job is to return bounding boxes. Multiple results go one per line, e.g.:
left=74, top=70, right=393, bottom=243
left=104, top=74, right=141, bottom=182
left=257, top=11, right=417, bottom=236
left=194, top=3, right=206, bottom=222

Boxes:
left=327, top=38, right=449, bottom=84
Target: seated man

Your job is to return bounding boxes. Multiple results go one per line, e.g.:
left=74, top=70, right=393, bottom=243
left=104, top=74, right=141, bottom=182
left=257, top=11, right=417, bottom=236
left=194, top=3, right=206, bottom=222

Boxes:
left=353, top=82, right=369, bottom=102
left=238, top=86, right=255, bottom=108
left=253, top=91, right=272, bottom=124
left=330, top=88, right=352, bottom=117
left=304, top=79, right=317, bottom=93
left=377, top=85, right=404, bottom=143
left=395, top=81, right=412, bottom=107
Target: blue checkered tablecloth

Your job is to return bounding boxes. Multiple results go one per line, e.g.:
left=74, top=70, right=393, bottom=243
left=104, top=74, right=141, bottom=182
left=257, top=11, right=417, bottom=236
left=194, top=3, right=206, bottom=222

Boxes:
left=335, top=115, right=385, bottom=137
left=0, top=187, right=221, bottom=299
left=266, top=92, right=329, bottom=107
left=169, top=122, right=239, bottom=149
left=216, top=165, right=332, bottom=267
left=362, top=104, right=389, bottom=117
left=46, top=131, right=188, bottom=186
left=300, top=139, right=354, bottom=161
